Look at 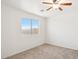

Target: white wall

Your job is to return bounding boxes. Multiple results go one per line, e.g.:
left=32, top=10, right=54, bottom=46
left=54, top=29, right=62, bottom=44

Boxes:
left=46, top=0, right=78, bottom=50
left=1, top=0, right=78, bottom=58
left=1, top=4, right=46, bottom=58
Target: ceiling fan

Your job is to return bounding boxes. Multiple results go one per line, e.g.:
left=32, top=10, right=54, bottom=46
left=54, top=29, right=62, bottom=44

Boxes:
left=41, top=0, right=72, bottom=11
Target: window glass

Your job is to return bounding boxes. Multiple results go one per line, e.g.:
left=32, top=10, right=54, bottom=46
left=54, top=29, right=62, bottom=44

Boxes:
left=32, top=20, right=39, bottom=34
left=20, top=18, right=39, bottom=34
left=20, top=18, right=31, bottom=34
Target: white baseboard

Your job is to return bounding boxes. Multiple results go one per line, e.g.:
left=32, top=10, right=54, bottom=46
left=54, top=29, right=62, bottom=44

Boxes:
left=46, top=41, right=78, bottom=50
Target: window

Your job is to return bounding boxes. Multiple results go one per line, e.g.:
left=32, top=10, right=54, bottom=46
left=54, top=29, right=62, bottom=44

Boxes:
left=32, top=20, right=39, bottom=34
left=20, top=18, right=31, bottom=34
left=20, top=18, right=39, bottom=34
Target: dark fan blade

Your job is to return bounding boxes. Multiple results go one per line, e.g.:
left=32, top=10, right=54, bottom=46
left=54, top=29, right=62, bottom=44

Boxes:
left=59, top=7, right=63, bottom=11
left=53, top=0, right=57, bottom=3
left=40, top=9, right=44, bottom=12
left=55, top=0, right=61, bottom=3
left=46, top=7, right=52, bottom=11
left=61, top=3, right=72, bottom=5
left=42, top=2, right=52, bottom=4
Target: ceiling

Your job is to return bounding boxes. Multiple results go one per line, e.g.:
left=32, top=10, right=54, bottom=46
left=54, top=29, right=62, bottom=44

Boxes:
left=2, top=0, right=77, bottom=18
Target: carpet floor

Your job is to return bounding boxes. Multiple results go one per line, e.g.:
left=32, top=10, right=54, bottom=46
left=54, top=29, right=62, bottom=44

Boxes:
left=5, top=44, right=78, bottom=59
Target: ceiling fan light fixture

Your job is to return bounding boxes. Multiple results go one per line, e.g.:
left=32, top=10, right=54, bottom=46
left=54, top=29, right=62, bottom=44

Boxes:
left=41, top=0, right=72, bottom=12
left=53, top=4, right=59, bottom=9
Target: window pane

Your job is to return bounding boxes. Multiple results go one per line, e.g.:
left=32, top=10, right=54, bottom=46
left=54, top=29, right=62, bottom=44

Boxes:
left=32, top=20, right=39, bottom=34
left=20, top=18, right=31, bottom=34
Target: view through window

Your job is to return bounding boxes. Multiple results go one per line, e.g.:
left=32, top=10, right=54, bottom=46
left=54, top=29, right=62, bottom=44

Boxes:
left=20, top=18, right=39, bottom=34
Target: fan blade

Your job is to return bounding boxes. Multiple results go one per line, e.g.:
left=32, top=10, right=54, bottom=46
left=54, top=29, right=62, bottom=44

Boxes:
left=61, top=3, right=72, bottom=5
left=42, top=2, right=52, bottom=4
left=53, top=0, right=57, bottom=3
left=59, top=7, right=63, bottom=11
left=55, top=0, right=61, bottom=3
left=46, top=7, right=52, bottom=11
left=40, top=9, right=44, bottom=12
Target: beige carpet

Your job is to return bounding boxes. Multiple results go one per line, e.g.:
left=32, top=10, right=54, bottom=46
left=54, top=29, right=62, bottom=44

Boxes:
left=5, top=44, right=78, bottom=59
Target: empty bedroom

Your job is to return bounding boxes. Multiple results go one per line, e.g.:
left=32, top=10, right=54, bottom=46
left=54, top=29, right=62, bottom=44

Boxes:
left=1, top=0, right=78, bottom=59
